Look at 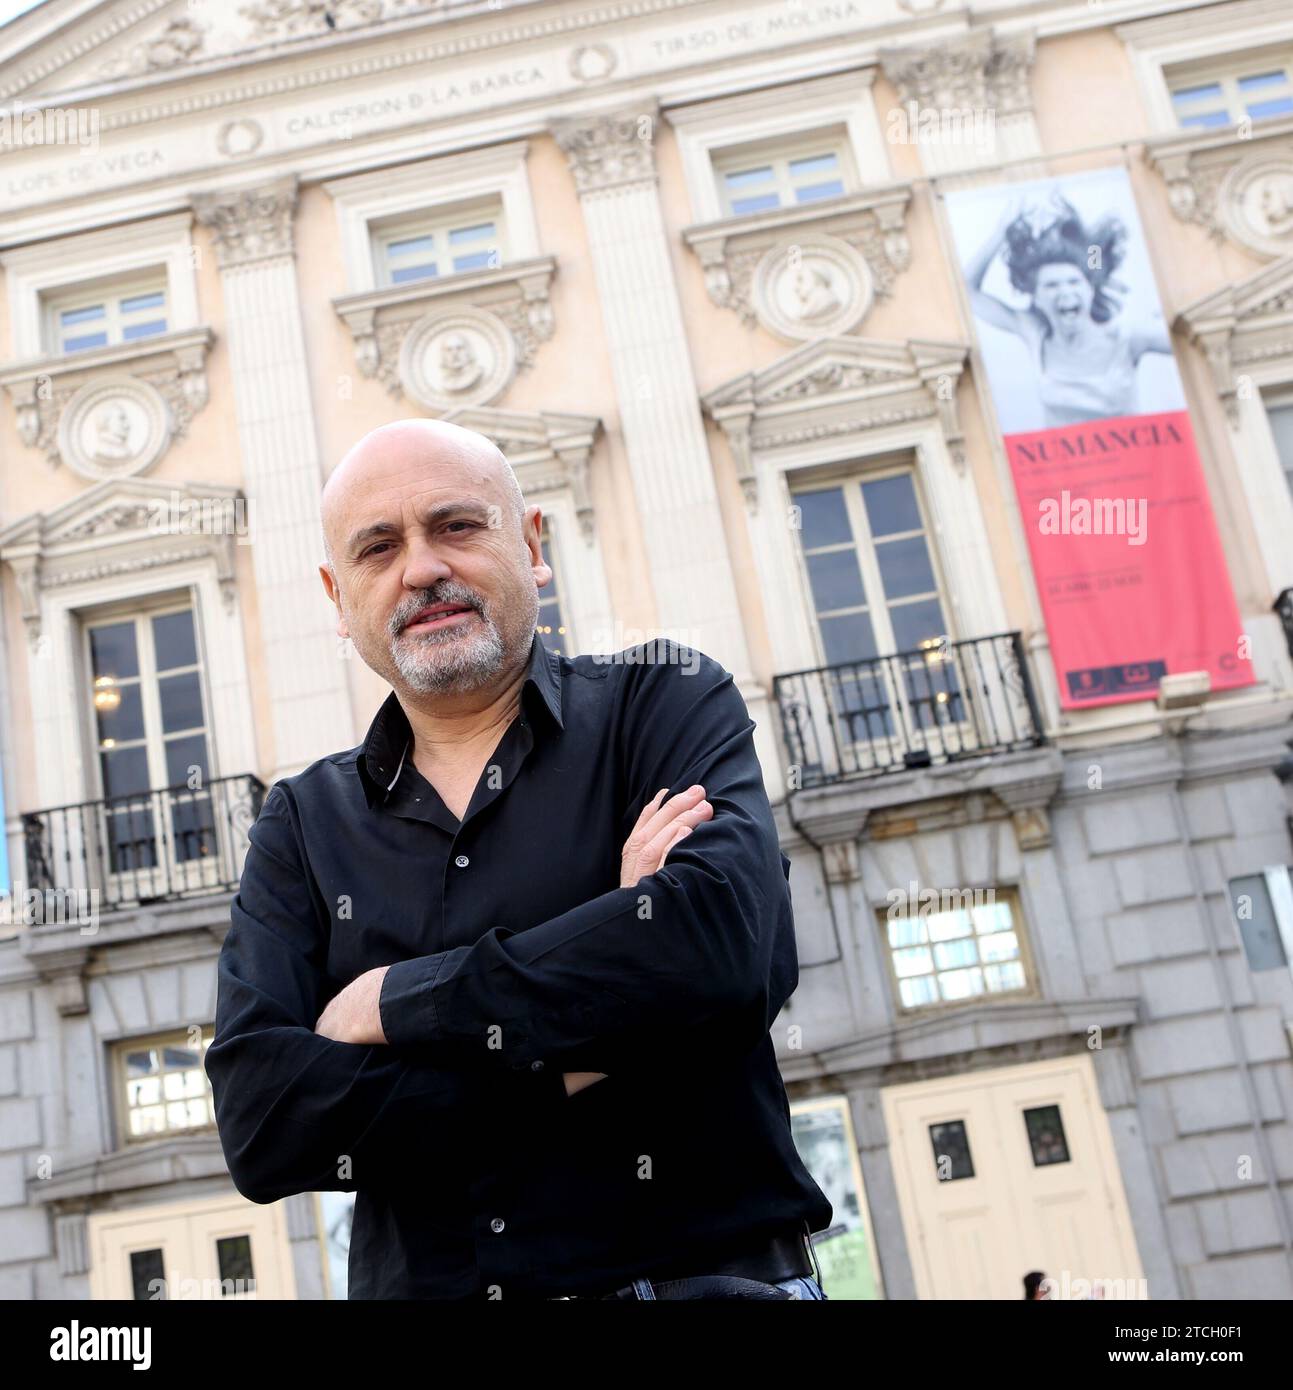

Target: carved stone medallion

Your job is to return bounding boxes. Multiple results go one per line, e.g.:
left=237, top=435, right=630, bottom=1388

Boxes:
left=751, top=233, right=875, bottom=342
left=56, top=378, right=173, bottom=481
left=397, top=308, right=516, bottom=412
left=1220, top=154, right=1293, bottom=259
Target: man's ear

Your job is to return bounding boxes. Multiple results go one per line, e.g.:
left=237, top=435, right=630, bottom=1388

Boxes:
left=526, top=505, right=552, bottom=590
left=319, top=563, right=350, bottom=639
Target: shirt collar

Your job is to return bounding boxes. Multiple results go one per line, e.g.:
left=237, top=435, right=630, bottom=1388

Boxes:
left=356, top=631, right=564, bottom=808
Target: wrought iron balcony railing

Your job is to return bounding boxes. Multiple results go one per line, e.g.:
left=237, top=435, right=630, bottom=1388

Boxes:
left=20, top=773, right=265, bottom=915
left=773, top=632, right=1045, bottom=788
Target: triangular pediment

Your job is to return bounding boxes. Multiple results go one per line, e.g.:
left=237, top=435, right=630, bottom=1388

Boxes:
left=0, top=477, right=243, bottom=553
left=438, top=406, right=601, bottom=466
left=0, top=0, right=444, bottom=102
left=702, top=336, right=970, bottom=413
left=1176, top=254, right=1293, bottom=334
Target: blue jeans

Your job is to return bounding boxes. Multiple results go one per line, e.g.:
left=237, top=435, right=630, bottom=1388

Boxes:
left=774, top=1275, right=828, bottom=1300
left=615, top=1273, right=828, bottom=1300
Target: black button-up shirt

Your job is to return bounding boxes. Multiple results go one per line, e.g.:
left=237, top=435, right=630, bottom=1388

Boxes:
left=206, top=632, right=832, bottom=1299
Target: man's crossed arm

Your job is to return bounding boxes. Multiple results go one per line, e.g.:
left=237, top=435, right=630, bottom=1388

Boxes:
left=206, top=651, right=797, bottom=1202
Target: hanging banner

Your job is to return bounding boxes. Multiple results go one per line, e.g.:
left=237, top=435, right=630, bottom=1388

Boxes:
left=945, top=168, right=1253, bottom=708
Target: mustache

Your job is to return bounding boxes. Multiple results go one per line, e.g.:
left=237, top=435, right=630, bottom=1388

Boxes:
left=388, top=587, right=482, bottom=636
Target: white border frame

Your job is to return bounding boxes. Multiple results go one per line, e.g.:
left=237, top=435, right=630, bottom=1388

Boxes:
left=752, top=417, right=1009, bottom=682
left=666, top=69, right=888, bottom=225
left=323, top=141, right=540, bottom=294
left=30, top=557, right=256, bottom=814
left=0, top=212, right=199, bottom=361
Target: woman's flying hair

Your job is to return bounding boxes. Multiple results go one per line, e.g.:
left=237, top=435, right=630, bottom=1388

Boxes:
left=1003, top=197, right=1127, bottom=322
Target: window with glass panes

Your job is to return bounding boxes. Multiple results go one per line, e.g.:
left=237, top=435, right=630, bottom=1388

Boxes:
left=1169, top=58, right=1293, bottom=129
left=882, top=892, right=1030, bottom=1012
left=1265, top=394, right=1293, bottom=503
left=715, top=136, right=852, bottom=216
left=790, top=471, right=959, bottom=743
left=374, top=202, right=504, bottom=286
left=47, top=279, right=168, bottom=355
left=536, top=522, right=571, bottom=656
left=117, top=1028, right=215, bottom=1142
left=86, top=605, right=214, bottom=873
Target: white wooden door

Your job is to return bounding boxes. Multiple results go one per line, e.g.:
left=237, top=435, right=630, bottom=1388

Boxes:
left=882, top=1054, right=1145, bottom=1299
left=88, top=1193, right=295, bottom=1300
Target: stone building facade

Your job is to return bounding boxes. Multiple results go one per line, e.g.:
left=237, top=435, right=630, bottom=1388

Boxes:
left=0, top=0, right=1291, bottom=1298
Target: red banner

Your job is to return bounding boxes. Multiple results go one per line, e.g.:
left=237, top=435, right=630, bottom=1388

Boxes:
left=1006, top=410, right=1252, bottom=707
left=945, top=169, right=1254, bottom=709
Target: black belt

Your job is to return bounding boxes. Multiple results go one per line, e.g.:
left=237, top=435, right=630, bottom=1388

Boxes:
left=553, top=1225, right=816, bottom=1300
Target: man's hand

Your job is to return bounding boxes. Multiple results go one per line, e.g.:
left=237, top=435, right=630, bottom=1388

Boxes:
left=620, top=784, right=713, bottom=889
left=314, top=966, right=389, bottom=1044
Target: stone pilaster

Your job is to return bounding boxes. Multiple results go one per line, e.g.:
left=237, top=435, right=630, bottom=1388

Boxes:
left=879, top=29, right=1040, bottom=176
left=192, top=176, right=353, bottom=778
left=550, top=105, right=780, bottom=789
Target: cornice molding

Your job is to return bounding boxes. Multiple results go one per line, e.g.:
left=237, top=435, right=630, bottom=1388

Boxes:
left=0, top=476, right=243, bottom=645
left=332, top=255, right=557, bottom=401
left=1174, top=252, right=1293, bottom=421
left=701, top=335, right=971, bottom=510
left=1143, top=117, right=1293, bottom=247
left=681, top=185, right=912, bottom=334
left=0, top=326, right=214, bottom=473
left=1, top=0, right=690, bottom=108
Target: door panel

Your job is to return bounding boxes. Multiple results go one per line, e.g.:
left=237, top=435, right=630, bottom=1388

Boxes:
left=882, top=1054, right=1145, bottom=1299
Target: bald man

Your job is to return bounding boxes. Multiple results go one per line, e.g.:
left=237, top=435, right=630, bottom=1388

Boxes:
left=206, top=419, right=832, bottom=1301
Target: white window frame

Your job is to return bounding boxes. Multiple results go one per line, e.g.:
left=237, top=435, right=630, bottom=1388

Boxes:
left=1117, top=2, right=1293, bottom=134
left=0, top=212, right=199, bottom=362
left=1167, top=53, right=1293, bottom=130
left=666, top=70, right=889, bottom=225
left=879, top=888, right=1036, bottom=1017
left=114, top=1026, right=216, bottom=1147
left=790, top=463, right=956, bottom=665
left=324, top=142, right=539, bottom=294
left=26, top=559, right=255, bottom=818
left=371, top=196, right=506, bottom=289
left=712, top=130, right=858, bottom=219
left=1263, top=388, right=1293, bottom=505
left=754, top=422, right=1008, bottom=692
left=46, top=273, right=170, bottom=356
left=536, top=517, right=573, bottom=656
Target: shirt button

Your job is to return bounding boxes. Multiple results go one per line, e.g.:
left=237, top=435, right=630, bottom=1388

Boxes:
left=455, top=854, right=469, bottom=868
left=490, top=1217, right=505, bottom=1234
left=530, top=1060, right=545, bottom=1072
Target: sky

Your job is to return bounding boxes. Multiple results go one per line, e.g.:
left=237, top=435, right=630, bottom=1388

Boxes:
left=0, top=0, right=45, bottom=30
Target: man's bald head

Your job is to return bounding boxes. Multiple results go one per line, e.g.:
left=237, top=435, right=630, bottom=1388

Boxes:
left=321, top=418, right=525, bottom=570
left=317, top=416, right=547, bottom=700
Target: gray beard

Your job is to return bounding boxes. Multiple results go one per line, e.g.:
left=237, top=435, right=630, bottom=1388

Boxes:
left=390, top=613, right=507, bottom=695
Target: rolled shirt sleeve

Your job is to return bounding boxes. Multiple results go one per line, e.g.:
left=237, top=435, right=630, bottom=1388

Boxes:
left=206, top=785, right=565, bottom=1206
left=377, top=649, right=799, bottom=1077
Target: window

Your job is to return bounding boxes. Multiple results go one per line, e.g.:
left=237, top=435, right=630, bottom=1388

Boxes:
left=713, top=132, right=854, bottom=217
left=1169, top=57, right=1293, bottom=129
left=535, top=521, right=571, bottom=657
left=1228, top=869, right=1293, bottom=972
left=85, top=603, right=214, bottom=879
left=115, top=1028, right=215, bottom=1143
left=372, top=200, right=504, bottom=287
left=1265, top=395, right=1293, bottom=503
left=791, top=469, right=958, bottom=744
left=881, top=891, right=1030, bottom=1012
left=45, top=277, right=168, bottom=355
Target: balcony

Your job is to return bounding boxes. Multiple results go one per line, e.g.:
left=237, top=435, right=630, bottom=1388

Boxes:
left=21, top=773, right=265, bottom=915
left=773, top=632, right=1045, bottom=787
